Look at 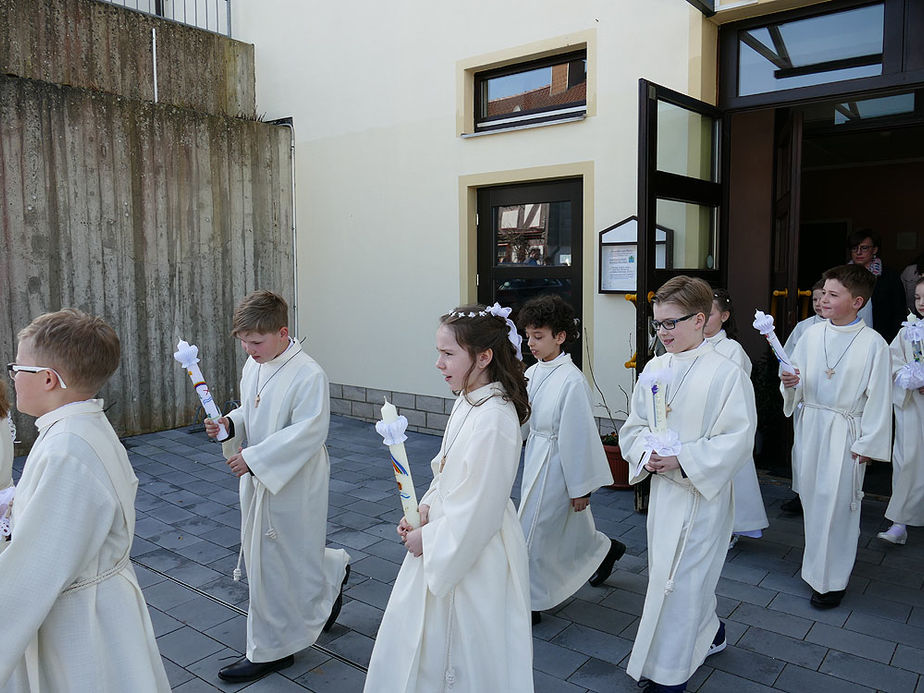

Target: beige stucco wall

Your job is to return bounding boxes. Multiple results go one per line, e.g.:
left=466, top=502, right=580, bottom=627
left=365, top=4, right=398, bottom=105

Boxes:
left=231, top=0, right=716, bottom=413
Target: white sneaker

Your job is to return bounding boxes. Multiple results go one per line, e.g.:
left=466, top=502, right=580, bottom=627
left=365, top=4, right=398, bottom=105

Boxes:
left=727, top=535, right=739, bottom=551
left=877, top=524, right=908, bottom=545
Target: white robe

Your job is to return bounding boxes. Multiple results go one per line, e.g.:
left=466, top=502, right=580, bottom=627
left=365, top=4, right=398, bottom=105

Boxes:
left=705, top=331, right=768, bottom=534
left=518, top=352, right=612, bottom=610
left=783, top=315, right=823, bottom=495
left=782, top=320, right=891, bottom=592
left=0, top=416, right=12, bottom=556
left=0, top=400, right=169, bottom=692
left=364, top=383, right=533, bottom=693
left=885, top=325, right=924, bottom=526
left=620, top=341, right=757, bottom=686
left=222, top=340, right=349, bottom=662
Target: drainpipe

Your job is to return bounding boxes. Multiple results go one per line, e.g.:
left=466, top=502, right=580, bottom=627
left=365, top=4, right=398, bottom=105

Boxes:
left=269, top=118, right=298, bottom=338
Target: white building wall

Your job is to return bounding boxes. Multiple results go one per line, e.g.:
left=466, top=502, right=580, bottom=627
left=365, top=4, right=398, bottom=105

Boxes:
left=231, top=0, right=713, bottom=424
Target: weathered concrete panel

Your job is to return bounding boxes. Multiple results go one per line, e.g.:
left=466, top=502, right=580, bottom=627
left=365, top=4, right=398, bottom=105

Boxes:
left=0, top=0, right=255, bottom=118
left=0, top=75, right=293, bottom=449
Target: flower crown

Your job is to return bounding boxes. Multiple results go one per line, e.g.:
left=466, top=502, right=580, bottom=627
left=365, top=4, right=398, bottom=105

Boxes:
left=449, top=302, right=523, bottom=361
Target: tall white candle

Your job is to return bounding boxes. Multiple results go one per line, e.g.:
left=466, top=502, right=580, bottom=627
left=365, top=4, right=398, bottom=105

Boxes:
left=377, top=399, right=421, bottom=528
left=651, top=382, right=667, bottom=433
left=753, top=310, right=796, bottom=375
left=173, top=340, right=229, bottom=441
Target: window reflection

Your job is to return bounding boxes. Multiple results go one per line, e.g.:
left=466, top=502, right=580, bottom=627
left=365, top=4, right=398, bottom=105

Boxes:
left=494, top=202, right=572, bottom=266
left=738, top=3, right=884, bottom=97
left=656, top=200, right=716, bottom=270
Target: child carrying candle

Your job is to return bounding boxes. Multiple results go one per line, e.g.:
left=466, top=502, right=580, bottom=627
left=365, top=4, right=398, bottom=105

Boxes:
left=704, top=289, right=768, bottom=549
left=364, top=303, right=534, bottom=693
left=516, top=294, right=624, bottom=625
left=780, top=265, right=891, bottom=608
left=205, top=290, right=350, bottom=683
left=877, top=276, right=924, bottom=545
left=620, top=277, right=757, bottom=693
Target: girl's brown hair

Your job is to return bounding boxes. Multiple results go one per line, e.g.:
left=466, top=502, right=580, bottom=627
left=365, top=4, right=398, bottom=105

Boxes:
left=440, top=305, right=531, bottom=424
left=712, top=288, right=739, bottom=341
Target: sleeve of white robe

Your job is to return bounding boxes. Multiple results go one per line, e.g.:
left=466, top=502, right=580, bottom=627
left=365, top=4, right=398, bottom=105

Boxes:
left=618, top=363, right=657, bottom=485
left=240, top=366, right=330, bottom=495
left=850, top=337, right=892, bottom=462
left=557, top=378, right=612, bottom=498
left=890, top=330, right=913, bottom=409
left=678, top=370, right=757, bottom=501
left=0, top=417, right=12, bottom=489
left=0, top=451, right=117, bottom=684
left=781, top=338, right=806, bottom=416
left=420, top=411, right=520, bottom=598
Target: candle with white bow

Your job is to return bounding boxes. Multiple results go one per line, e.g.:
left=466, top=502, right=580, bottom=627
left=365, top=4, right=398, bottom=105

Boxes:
left=752, top=310, right=796, bottom=375
left=636, top=368, right=682, bottom=476
left=0, top=485, right=14, bottom=540
left=376, top=399, right=420, bottom=528
left=173, top=340, right=229, bottom=442
left=896, top=314, right=924, bottom=390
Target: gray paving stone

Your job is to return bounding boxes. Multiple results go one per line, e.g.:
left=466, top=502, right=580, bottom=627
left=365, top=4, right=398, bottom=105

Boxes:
left=893, top=643, right=924, bottom=676
left=144, top=579, right=202, bottom=612
left=736, top=626, right=829, bottom=669
left=156, top=625, right=225, bottom=666
left=147, top=607, right=186, bottom=637
left=350, top=555, right=401, bottom=584
left=133, top=547, right=190, bottom=572
left=767, top=590, right=848, bottom=626
left=534, top=669, right=588, bottom=693
left=183, top=648, right=253, bottom=691
left=565, top=657, right=637, bottom=693
left=866, top=580, right=924, bottom=608
left=198, top=575, right=251, bottom=606
left=293, top=657, right=367, bottom=693
left=172, top=676, right=223, bottom=691
left=807, top=621, right=897, bottom=663
left=697, top=669, right=776, bottom=692
left=334, top=598, right=384, bottom=638
left=707, top=643, right=785, bottom=685
left=167, top=595, right=239, bottom=631
left=237, top=673, right=311, bottom=691
left=345, top=577, right=394, bottom=610
left=729, top=601, right=813, bottom=639
left=716, top=576, right=777, bottom=607
left=162, top=656, right=196, bottom=687
left=556, top=598, right=636, bottom=636
left=532, top=612, right=572, bottom=641
left=820, top=649, right=918, bottom=693
left=720, top=560, right=770, bottom=586
left=322, top=630, right=375, bottom=668
left=844, top=611, right=924, bottom=650
left=174, top=539, right=235, bottom=565
left=550, top=623, right=633, bottom=665
left=202, top=616, right=248, bottom=654
left=533, top=637, right=590, bottom=679
left=773, top=663, right=875, bottom=693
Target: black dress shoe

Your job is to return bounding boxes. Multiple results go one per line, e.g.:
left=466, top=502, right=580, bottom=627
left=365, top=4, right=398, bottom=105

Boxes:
left=588, top=539, right=627, bottom=587
left=780, top=495, right=803, bottom=515
left=218, top=655, right=294, bottom=683
left=323, top=564, right=351, bottom=632
left=532, top=610, right=542, bottom=625
left=810, top=589, right=845, bottom=609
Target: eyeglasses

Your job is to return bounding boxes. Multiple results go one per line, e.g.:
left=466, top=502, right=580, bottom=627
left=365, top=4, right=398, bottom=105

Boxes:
left=850, top=244, right=873, bottom=252
left=6, top=363, right=68, bottom=389
left=650, top=313, right=697, bottom=332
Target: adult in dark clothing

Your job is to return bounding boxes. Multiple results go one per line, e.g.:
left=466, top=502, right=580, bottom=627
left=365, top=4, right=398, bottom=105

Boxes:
left=847, top=228, right=906, bottom=343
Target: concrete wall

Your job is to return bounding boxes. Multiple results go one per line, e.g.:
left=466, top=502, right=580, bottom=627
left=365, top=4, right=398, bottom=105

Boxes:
left=231, top=0, right=715, bottom=424
left=0, top=1, right=292, bottom=449
left=0, top=0, right=254, bottom=118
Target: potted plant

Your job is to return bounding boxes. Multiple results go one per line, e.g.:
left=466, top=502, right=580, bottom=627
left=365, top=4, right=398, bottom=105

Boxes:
left=584, top=336, right=632, bottom=490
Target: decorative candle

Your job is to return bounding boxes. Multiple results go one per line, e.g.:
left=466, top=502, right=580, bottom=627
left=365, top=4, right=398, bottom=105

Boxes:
left=753, top=310, right=796, bottom=375
left=896, top=314, right=924, bottom=390
left=375, top=399, right=421, bottom=528
left=173, top=340, right=229, bottom=442
left=0, top=485, right=14, bottom=539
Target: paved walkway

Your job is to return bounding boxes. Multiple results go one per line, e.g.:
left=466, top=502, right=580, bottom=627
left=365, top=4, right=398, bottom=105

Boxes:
left=14, top=415, right=924, bottom=692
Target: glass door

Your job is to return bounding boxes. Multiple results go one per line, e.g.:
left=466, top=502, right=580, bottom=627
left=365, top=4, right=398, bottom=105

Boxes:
left=636, top=79, right=724, bottom=370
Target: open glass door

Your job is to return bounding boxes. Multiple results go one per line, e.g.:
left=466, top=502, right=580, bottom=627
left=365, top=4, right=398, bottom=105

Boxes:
left=636, top=80, right=724, bottom=371
left=770, top=110, right=804, bottom=337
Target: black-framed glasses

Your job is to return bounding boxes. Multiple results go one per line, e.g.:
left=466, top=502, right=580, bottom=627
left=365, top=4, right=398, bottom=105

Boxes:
left=650, top=313, right=697, bottom=332
left=7, top=363, right=68, bottom=389
left=850, top=244, right=873, bottom=252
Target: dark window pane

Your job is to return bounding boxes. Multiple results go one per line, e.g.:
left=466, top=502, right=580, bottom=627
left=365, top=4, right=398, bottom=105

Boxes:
left=494, top=202, right=572, bottom=266
left=738, top=4, right=884, bottom=97
left=494, top=278, right=573, bottom=323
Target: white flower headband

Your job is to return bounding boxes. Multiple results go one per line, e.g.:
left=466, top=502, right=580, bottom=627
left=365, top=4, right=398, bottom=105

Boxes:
left=449, top=302, right=523, bottom=361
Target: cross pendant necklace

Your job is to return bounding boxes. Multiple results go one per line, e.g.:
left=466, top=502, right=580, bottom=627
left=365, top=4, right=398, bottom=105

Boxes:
left=254, top=346, right=300, bottom=407
left=822, top=324, right=863, bottom=381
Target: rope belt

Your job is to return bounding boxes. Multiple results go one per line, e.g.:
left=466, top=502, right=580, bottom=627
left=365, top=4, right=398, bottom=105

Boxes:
left=800, top=402, right=864, bottom=511
left=63, top=554, right=131, bottom=595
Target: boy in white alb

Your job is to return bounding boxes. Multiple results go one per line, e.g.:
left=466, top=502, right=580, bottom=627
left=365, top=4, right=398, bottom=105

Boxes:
left=779, top=279, right=825, bottom=515
left=781, top=265, right=891, bottom=608
left=621, top=277, right=757, bottom=693
left=517, top=295, right=624, bottom=624
left=877, top=276, right=924, bottom=545
left=0, top=309, right=169, bottom=692
left=207, top=290, right=349, bottom=683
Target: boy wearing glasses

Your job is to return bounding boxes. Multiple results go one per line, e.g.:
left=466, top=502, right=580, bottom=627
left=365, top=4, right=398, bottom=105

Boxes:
left=0, top=309, right=169, bottom=691
left=619, top=277, right=757, bottom=693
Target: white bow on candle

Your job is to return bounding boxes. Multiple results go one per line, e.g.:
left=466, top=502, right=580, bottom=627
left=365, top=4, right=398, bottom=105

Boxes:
left=377, top=399, right=420, bottom=528
left=753, top=310, right=796, bottom=375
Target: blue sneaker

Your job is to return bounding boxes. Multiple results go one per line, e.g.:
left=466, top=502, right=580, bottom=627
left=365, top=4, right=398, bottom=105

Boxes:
left=706, top=621, right=726, bottom=657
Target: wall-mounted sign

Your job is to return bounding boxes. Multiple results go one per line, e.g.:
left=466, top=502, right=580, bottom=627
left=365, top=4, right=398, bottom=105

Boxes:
left=599, top=216, right=673, bottom=293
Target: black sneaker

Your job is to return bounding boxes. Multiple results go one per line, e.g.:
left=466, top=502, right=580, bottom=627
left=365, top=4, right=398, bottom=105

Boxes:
left=706, top=621, right=726, bottom=657
left=780, top=495, right=803, bottom=515
left=589, top=539, right=627, bottom=587
left=810, top=589, right=845, bottom=609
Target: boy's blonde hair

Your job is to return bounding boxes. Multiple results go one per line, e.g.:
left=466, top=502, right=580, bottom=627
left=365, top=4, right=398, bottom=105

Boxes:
left=823, top=265, right=875, bottom=305
left=652, top=276, right=713, bottom=318
left=231, top=290, right=289, bottom=336
left=18, top=309, right=120, bottom=393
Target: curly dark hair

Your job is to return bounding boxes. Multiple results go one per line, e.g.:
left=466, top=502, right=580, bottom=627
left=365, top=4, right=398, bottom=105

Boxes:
left=516, top=294, right=580, bottom=352
left=712, top=288, right=739, bottom=341
left=440, top=305, right=531, bottom=424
